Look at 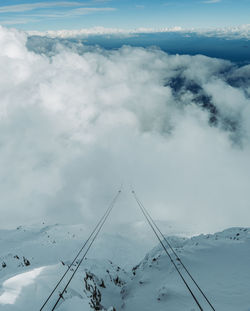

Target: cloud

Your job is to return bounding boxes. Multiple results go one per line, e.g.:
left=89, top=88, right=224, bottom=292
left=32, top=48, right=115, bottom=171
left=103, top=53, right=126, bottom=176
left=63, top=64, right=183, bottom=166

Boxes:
left=0, top=2, right=82, bottom=13
left=196, top=24, right=250, bottom=39
left=68, top=7, right=116, bottom=15
left=22, top=7, right=116, bottom=19
left=0, top=19, right=38, bottom=25
left=202, top=0, right=221, bottom=3
left=26, top=26, right=183, bottom=38
left=25, top=24, right=250, bottom=40
left=0, top=26, right=250, bottom=237
left=135, top=5, right=145, bottom=9
left=0, top=1, right=116, bottom=24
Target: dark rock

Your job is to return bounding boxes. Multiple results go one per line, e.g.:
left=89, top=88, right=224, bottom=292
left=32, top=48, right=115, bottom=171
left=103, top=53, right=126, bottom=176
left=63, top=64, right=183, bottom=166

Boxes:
left=23, top=257, right=30, bottom=266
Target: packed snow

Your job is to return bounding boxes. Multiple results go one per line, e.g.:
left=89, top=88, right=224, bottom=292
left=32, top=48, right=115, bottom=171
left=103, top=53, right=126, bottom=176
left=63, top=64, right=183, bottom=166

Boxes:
left=1, top=225, right=250, bottom=310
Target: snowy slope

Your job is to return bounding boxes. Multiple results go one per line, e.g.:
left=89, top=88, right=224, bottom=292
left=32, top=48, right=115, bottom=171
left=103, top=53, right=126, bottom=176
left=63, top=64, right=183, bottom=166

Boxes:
left=0, top=226, right=250, bottom=310
left=122, top=227, right=250, bottom=311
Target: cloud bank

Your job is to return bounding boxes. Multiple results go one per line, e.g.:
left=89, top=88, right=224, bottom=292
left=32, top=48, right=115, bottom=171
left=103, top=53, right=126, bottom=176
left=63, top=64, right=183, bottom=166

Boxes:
left=0, top=26, right=250, bottom=235
left=26, top=24, right=250, bottom=40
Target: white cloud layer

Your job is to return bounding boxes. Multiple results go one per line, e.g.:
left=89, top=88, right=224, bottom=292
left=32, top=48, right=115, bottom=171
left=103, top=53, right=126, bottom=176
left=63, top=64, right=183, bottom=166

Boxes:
left=0, top=26, right=250, bottom=235
left=26, top=24, right=250, bottom=40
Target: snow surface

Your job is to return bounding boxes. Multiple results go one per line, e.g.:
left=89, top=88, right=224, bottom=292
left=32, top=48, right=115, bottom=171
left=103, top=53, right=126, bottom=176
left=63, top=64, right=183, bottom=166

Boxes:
left=1, top=225, right=250, bottom=310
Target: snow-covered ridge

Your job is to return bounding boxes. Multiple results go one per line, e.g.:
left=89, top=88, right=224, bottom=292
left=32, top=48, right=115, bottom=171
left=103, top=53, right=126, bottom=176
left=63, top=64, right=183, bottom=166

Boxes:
left=26, top=24, right=250, bottom=40
left=1, top=226, right=250, bottom=310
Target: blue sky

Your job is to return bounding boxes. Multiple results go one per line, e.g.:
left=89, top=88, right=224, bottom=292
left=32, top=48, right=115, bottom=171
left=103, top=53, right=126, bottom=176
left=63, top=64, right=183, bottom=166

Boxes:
left=0, top=0, right=249, bottom=31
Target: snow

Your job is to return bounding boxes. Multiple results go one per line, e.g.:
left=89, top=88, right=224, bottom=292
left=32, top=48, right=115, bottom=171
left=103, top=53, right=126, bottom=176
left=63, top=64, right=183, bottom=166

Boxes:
left=0, top=267, right=44, bottom=304
left=123, top=227, right=250, bottom=310
left=1, top=225, right=250, bottom=310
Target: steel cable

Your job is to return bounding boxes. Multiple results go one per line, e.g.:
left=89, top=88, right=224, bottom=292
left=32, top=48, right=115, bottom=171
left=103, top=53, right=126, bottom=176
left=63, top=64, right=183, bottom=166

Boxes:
left=132, top=190, right=204, bottom=311
left=39, top=189, right=121, bottom=311
left=134, top=192, right=216, bottom=311
left=50, top=190, right=121, bottom=310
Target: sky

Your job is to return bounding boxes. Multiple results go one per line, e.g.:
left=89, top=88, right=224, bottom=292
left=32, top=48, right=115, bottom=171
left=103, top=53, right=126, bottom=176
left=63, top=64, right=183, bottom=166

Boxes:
left=0, top=0, right=249, bottom=31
